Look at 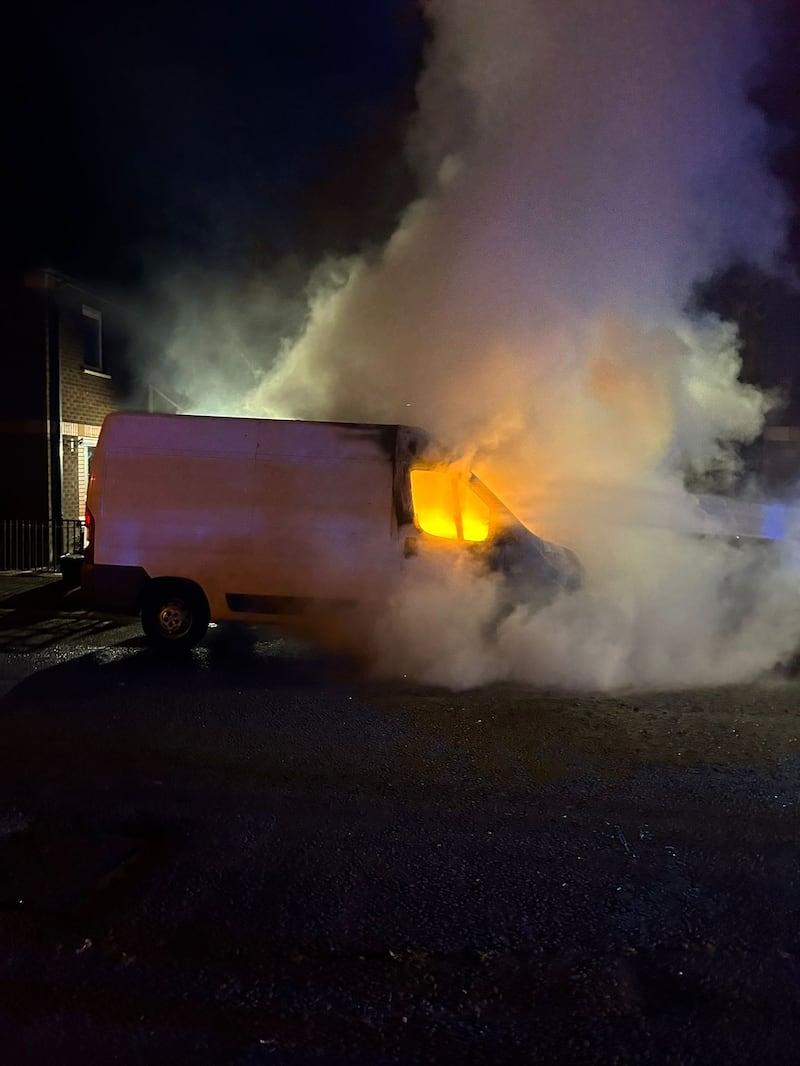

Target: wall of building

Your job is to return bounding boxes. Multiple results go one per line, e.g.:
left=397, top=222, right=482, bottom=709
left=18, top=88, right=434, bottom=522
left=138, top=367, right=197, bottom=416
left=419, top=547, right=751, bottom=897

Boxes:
left=58, top=299, right=119, bottom=427
left=55, top=284, right=129, bottom=520
left=0, top=271, right=137, bottom=542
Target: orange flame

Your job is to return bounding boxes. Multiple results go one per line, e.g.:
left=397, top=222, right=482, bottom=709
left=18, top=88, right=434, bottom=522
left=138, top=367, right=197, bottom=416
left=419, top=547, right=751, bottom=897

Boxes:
left=410, top=467, right=490, bottom=542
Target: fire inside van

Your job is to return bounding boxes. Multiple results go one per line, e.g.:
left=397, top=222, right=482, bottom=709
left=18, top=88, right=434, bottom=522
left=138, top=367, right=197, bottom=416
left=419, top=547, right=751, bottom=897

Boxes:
left=409, top=468, right=491, bottom=542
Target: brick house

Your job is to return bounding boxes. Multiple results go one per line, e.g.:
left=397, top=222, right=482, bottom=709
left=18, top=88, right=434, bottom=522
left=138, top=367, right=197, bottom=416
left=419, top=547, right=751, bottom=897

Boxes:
left=0, top=268, right=133, bottom=528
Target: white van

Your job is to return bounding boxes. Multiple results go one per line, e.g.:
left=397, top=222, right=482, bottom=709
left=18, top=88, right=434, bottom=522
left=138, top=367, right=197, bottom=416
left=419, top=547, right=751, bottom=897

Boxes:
left=82, top=412, right=580, bottom=649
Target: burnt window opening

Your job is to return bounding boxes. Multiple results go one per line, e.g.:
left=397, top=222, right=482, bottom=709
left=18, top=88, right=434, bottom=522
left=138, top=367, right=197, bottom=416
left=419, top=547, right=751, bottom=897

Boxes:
left=82, top=305, right=103, bottom=370
left=410, top=468, right=491, bottom=543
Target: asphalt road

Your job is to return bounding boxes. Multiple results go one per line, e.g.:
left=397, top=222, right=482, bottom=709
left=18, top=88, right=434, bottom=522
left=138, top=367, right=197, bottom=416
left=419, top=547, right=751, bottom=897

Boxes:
left=0, top=579, right=799, bottom=1065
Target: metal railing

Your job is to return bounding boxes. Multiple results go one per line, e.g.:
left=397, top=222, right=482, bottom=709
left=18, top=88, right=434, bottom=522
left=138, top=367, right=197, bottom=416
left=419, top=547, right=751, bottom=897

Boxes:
left=0, top=519, right=86, bottom=573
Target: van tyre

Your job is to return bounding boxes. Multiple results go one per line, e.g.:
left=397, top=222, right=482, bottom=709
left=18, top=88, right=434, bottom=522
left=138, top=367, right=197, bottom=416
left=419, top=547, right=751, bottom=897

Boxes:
left=141, top=580, right=210, bottom=650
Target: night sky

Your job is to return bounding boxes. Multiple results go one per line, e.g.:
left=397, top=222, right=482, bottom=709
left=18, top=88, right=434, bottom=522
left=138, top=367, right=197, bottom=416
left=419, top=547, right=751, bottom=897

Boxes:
left=8, top=1, right=424, bottom=288
left=7, top=1, right=800, bottom=299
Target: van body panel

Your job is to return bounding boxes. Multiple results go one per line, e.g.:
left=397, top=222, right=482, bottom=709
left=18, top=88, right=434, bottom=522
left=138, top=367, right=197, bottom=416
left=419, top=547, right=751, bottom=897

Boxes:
left=84, top=412, right=426, bottom=623
left=82, top=562, right=148, bottom=613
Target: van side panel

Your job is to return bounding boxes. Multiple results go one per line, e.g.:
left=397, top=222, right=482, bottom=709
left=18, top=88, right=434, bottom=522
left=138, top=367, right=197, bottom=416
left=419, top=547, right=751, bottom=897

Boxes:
left=248, top=458, right=396, bottom=603
left=86, top=413, right=414, bottom=621
left=99, top=453, right=255, bottom=615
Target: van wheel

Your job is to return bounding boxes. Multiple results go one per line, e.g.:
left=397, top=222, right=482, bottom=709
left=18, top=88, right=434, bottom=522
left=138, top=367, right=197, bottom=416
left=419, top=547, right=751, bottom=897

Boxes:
left=141, top=581, right=210, bottom=650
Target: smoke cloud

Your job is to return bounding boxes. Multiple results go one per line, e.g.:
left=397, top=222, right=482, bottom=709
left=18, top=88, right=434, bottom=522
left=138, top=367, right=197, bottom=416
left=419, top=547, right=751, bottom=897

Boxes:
left=169, top=0, right=800, bottom=689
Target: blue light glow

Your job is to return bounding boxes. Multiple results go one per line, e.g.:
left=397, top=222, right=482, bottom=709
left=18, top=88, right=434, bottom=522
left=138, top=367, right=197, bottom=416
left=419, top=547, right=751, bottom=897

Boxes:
left=760, top=504, right=786, bottom=541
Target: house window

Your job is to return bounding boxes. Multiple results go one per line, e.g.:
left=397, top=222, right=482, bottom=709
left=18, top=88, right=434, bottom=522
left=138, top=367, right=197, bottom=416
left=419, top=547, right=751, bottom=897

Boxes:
left=82, top=305, right=103, bottom=370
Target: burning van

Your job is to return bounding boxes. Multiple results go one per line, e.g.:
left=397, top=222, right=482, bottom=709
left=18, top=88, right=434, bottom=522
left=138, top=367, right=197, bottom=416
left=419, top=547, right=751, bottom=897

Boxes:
left=81, top=412, right=580, bottom=650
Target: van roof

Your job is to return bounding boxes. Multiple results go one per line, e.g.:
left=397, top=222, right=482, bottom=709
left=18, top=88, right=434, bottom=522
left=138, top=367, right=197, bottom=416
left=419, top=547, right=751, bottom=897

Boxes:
left=98, top=411, right=433, bottom=461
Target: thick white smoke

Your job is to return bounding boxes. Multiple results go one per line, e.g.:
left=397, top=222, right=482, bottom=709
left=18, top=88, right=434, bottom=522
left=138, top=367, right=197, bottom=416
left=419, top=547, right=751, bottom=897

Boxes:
left=250, top=0, right=786, bottom=433
left=175, top=0, right=800, bottom=688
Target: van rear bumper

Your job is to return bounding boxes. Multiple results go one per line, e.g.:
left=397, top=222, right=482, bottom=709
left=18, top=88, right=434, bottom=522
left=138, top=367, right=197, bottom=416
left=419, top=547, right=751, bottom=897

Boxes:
left=81, top=562, right=148, bottom=614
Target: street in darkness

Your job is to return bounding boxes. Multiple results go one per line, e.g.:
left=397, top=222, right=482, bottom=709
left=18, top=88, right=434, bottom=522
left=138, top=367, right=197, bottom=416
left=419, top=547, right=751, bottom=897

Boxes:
left=0, top=578, right=798, bottom=1064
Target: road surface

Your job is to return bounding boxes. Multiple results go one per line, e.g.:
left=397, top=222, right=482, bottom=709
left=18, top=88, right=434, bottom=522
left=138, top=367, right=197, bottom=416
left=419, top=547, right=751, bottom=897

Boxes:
left=0, top=577, right=798, bottom=1064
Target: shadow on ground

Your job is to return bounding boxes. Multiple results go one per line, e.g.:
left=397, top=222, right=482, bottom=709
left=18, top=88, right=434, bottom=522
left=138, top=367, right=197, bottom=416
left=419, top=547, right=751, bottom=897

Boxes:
left=1, top=622, right=361, bottom=705
left=0, top=580, right=127, bottom=651
left=0, top=579, right=79, bottom=613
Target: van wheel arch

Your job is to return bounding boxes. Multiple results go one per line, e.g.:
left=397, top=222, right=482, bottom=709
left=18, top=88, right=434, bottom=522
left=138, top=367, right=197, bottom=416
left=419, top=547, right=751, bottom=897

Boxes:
left=140, top=578, right=210, bottom=650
